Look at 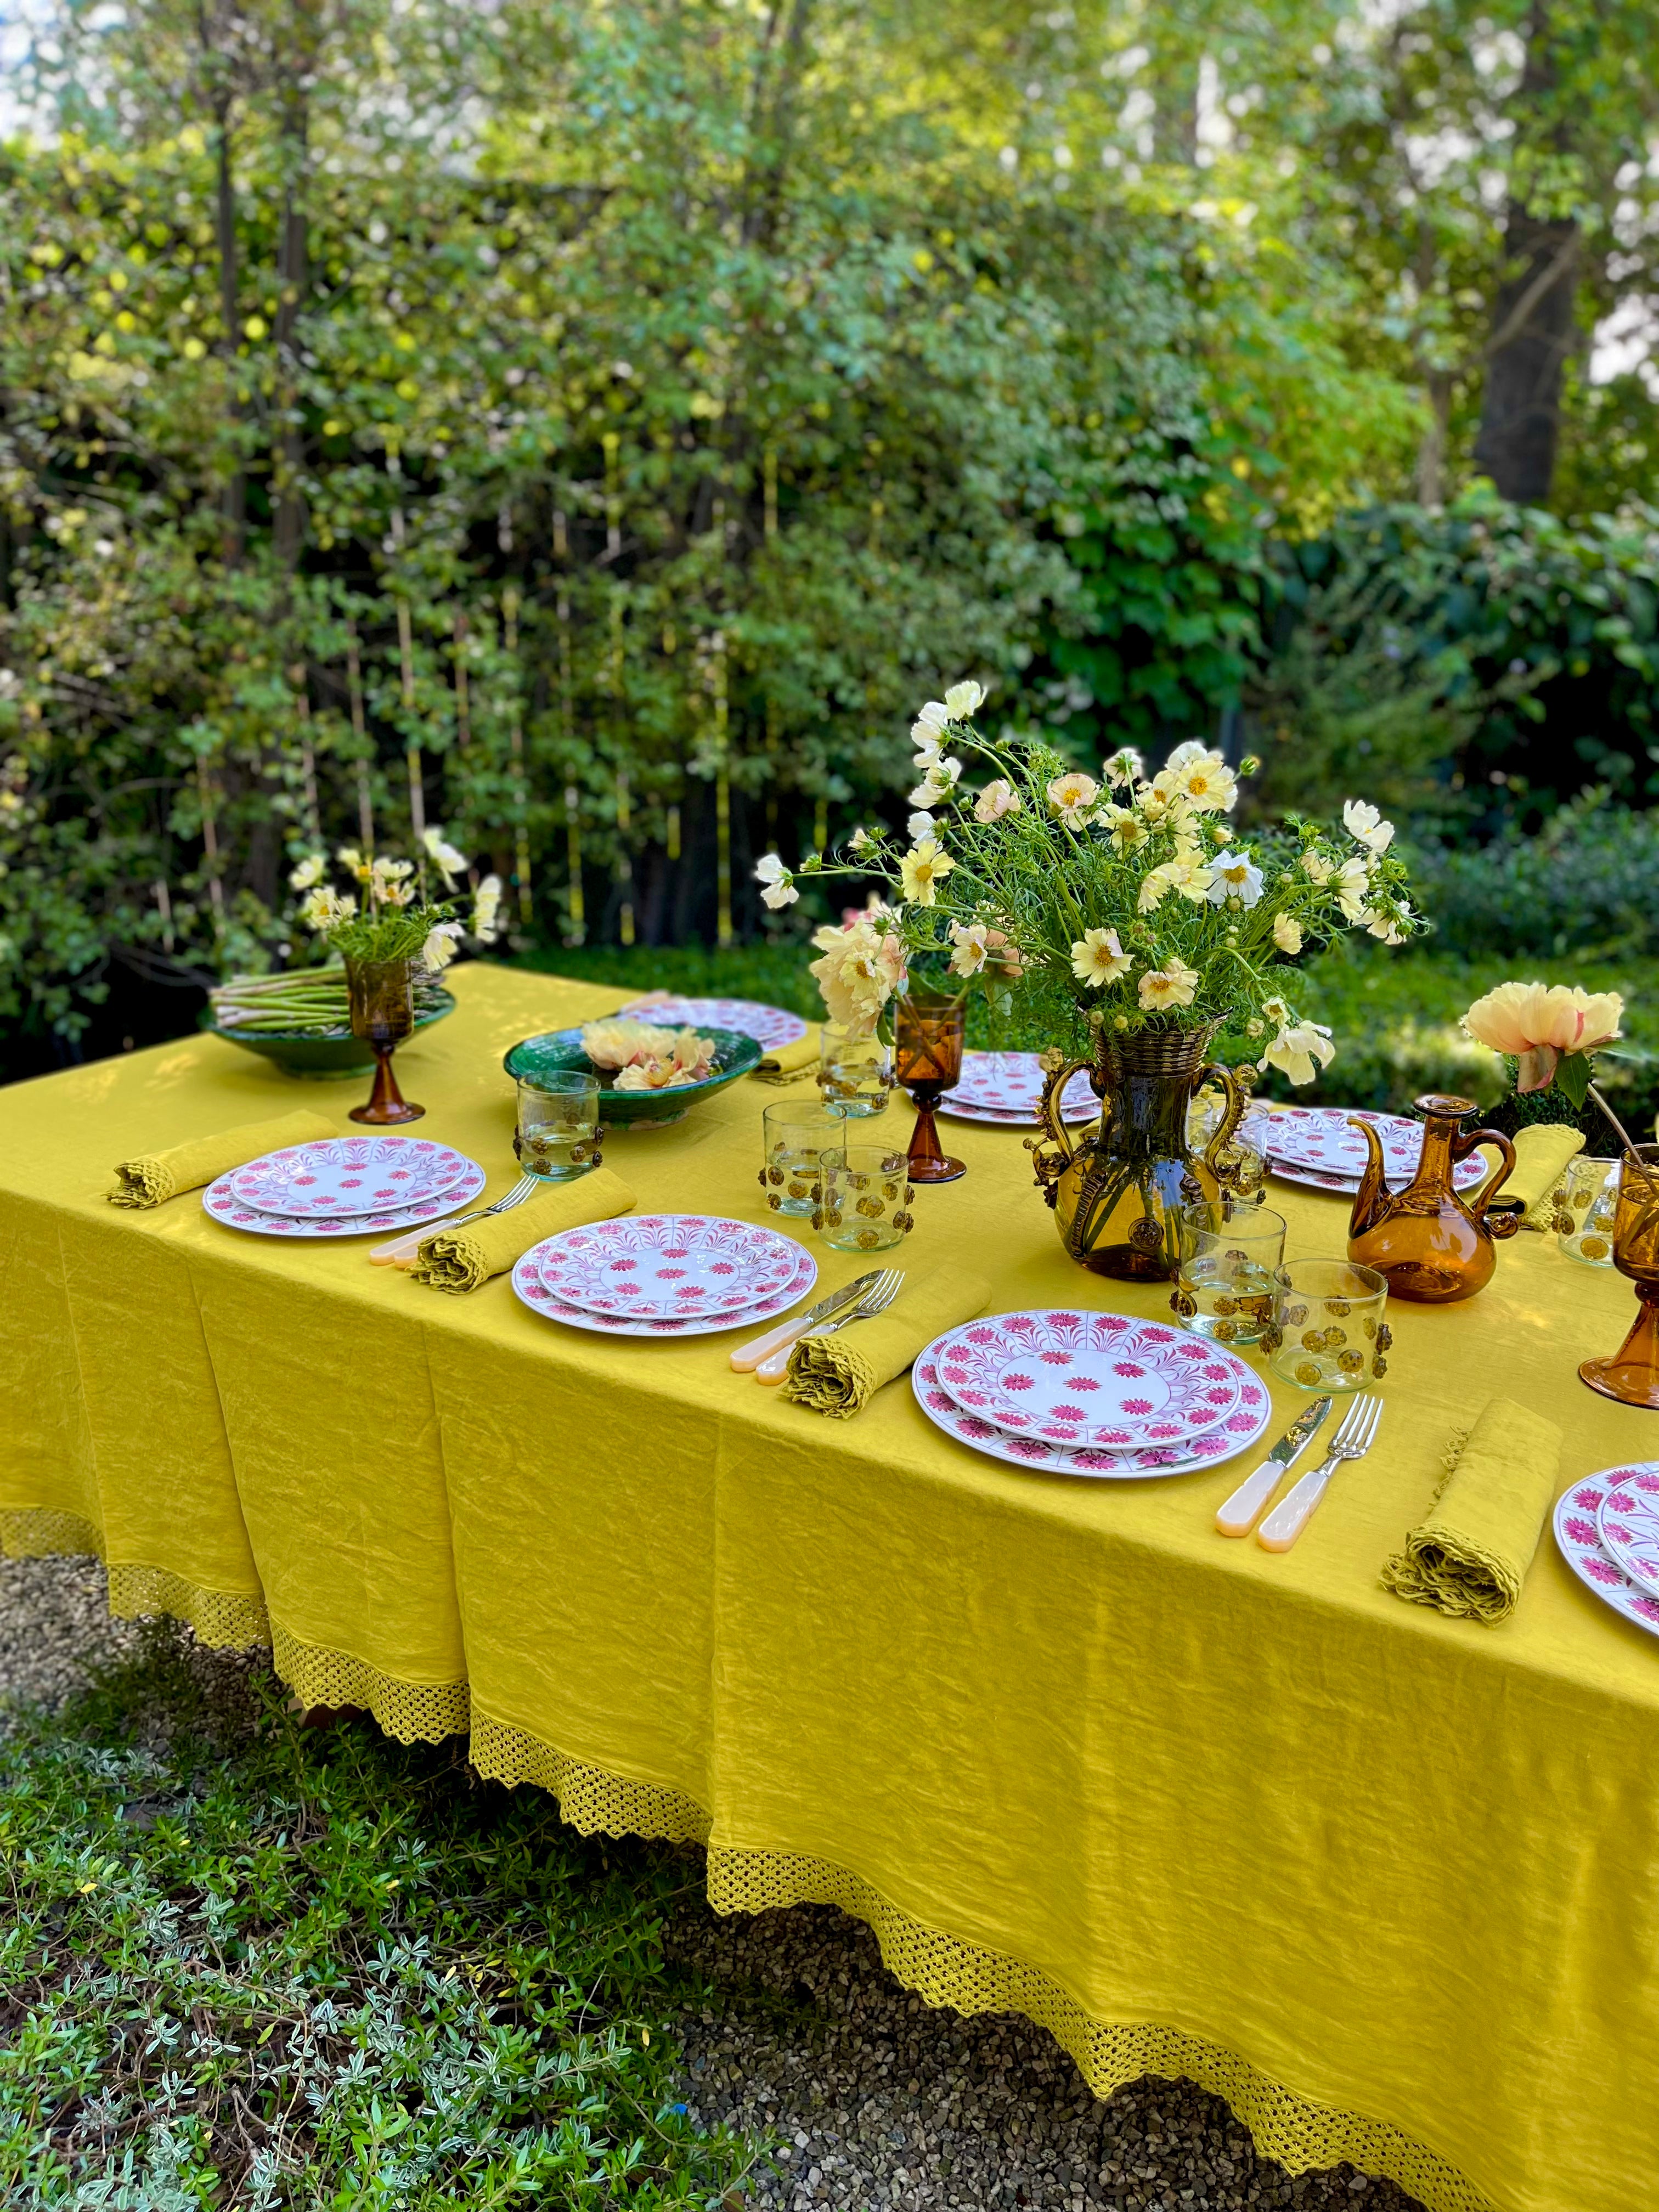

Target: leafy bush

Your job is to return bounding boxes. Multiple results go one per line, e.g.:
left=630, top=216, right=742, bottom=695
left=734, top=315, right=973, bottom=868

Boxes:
left=0, top=1625, right=764, bottom=2208
left=1406, top=797, right=1659, bottom=961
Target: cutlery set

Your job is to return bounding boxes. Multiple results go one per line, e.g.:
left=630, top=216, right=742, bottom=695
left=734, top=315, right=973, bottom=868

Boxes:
left=1216, top=1393, right=1385, bottom=1549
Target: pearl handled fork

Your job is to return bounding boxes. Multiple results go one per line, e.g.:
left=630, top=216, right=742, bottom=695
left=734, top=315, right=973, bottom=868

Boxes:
left=753, top=1266, right=905, bottom=1385
left=1256, top=1392, right=1384, bottom=1553
left=368, top=1172, right=539, bottom=1267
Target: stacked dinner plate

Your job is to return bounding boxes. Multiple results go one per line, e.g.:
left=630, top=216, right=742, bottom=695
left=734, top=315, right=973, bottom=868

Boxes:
left=938, top=1051, right=1097, bottom=1128
left=615, top=995, right=808, bottom=1052
left=1555, top=1463, right=1659, bottom=1639
left=513, top=1212, right=817, bottom=1338
left=912, top=1308, right=1272, bottom=1480
left=203, top=1135, right=487, bottom=1239
left=1263, top=1105, right=1488, bottom=1198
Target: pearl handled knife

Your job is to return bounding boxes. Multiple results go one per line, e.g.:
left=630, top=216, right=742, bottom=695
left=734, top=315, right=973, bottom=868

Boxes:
left=1215, top=1396, right=1333, bottom=1537
left=728, top=1269, right=884, bottom=1374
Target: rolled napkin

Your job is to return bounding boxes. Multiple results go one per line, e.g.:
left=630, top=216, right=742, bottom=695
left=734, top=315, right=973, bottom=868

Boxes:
left=107, top=1108, right=337, bottom=1209
left=781, top=1260, right=992, bottom=1419
left=755, top=1033, right=822, bottom=1079
left=1479, top=1121, right=1585, bottom=1230
left=1380, top=1397, right=1562, bottom=1624
left=409, top=1165, right=635, bottom=1294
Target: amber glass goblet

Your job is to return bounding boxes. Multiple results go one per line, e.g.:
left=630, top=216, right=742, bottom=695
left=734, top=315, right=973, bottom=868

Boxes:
left=346, top=955, right=425, bottom=1125
left=1579, top=1146, right=1659, bottom=1409
left=894, top=988, right=965, bottom=1184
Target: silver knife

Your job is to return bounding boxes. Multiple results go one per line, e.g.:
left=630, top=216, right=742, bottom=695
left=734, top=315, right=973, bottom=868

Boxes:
left=727, top=1269, right=884, bottom=1373
left=1214, top=1396, right=1333, bottom=1537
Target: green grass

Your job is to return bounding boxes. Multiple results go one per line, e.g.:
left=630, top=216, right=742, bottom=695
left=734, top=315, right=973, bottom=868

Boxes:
left=0, top=1626, right=767, bottom=2209
left=522, top=940, right=1657, bottom=1128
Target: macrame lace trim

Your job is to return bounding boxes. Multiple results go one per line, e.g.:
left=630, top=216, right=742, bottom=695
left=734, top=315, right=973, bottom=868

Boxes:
left=469, top=1712, right=712, bottom=1844
left=475, top=1720, right=1494, bottom=2212
left=1, top=1509, right=270, bottom=1652
left=269, top=1622, right=470, bottom=1744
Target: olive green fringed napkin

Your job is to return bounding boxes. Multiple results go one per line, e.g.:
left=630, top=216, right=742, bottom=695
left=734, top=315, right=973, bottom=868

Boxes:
left=107, top=1109, right=337, bottom=1209
left=1480, top=1123, right=1585, bottom=1231
left=781, top=1261, right=991, bottom=1419
left=1381, top=1397, right=1562, bottom=1624
left=754, top=1033, right=822, bottom=1081
left=409, top=1166, right=635, bottom=1294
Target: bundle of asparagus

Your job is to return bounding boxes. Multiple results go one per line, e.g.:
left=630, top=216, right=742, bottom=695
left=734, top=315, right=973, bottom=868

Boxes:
left=208, top=967, right=449, bottom=1036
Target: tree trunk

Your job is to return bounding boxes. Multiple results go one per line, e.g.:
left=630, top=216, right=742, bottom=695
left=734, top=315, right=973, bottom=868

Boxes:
left=212, top=93, right=246, bottom=566
left=1473, top=5, right=1578, bottom=506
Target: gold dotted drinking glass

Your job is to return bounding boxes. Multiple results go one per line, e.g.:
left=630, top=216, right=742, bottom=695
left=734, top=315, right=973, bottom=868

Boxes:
left=760, top=1101, right=849, bottom=1218
left=1171, top=1203, right=1286, bottom=1345
left=817, top=1144, right=914, bottom=1251
left=1266, top=1258, right=1391, bottom=1392
left=514, top=1073, right=602, bottom=1182
left=1554, top=1155, right=1618, bottom=1267
left=818, top=1023, right=894, bottom=1117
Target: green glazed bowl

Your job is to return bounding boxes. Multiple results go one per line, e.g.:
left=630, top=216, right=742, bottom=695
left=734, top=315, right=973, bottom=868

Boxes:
left=503, top=1024, right=763, bottom=1126
left=201, top=991, right=456, bottom=1080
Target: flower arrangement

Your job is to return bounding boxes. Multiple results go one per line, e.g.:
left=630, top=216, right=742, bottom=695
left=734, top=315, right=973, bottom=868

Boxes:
left=757, top=682, right=1423, bottom=1082
left=288, top=829, right=502, bottom=970
left=579, top=1018, right=719, bottom=1092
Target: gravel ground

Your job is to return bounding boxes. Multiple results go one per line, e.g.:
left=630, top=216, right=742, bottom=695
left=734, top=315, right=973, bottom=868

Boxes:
left=0, top=1555, right=1425, bottom=2212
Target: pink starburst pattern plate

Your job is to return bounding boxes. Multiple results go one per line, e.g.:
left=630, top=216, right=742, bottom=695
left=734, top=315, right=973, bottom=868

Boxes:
left=1554, top=1475, right=1659, bottom=1638
left=534, top=1213, right=815, bottom=1319
left=1593, top=1462, right=1659, bottom=1602
left=929, top=1310, right=1252, bottom=1449
left=1263, top=1108, right=1486, bottom=1193
left=228, top=1136, right=476, bottom=1218
left=616, top=995, right=808, bottom=1051
left=513, top=1241, right=815, bottom=1337
left=912, top=1346, right=1271, bottom=1480
left=937, top=1052, right=1096, bottom=1127
left=203, top=1158, right=486, bottom=1238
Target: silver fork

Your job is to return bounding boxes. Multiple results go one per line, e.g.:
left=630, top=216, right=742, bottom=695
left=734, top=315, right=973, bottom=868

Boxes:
left=754, top=1267, right=905, bottom=1384
left=369, top=1172, right=539, bottom=1267
left=1256, top=1392, right=1383, bottom=1552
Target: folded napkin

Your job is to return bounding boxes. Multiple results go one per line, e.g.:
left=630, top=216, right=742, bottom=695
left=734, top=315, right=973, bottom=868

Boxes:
left=409, top=1165, right=635, bottom=1294
left=1479, top=1121, right=1585, bottom=1230
left=781, top=1261, right=992, bottom=1419
left=755, top=1033, right=822, bottom=1079
left=106, top=1108, right=337, bottom=1209
left=1380, top=1397, right=1562, bottom=1624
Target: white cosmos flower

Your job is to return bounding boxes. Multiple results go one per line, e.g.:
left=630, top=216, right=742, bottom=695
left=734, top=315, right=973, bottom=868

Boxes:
left=849, top=826, right=876, bottom=854
left=1070, top=927, right=1132, bottom=989
left=472, top=875, right=503, bottom=942
left=1260, top=1019, right=1336, bottom=1086
left=1046, top=770, right=1099, bottom=827
left=943, top=679, right=985, bottom=719
left=422, top=920, right=465, bottom=971
left=911, top=701, right=950, bottom=740
left=1103, top=746, right=1145, bottom=786
left=1138, top=957, right=1200, bottom=1012
left=907, top=810, right=936, bottom=839
left=1342, top=799, right=1395, bottom=853
left=1273, top=912, right=1304, bottom=955
left=754, top=853, right=799, bottom=910
left=1206, top=849, right=1264, bottom=908
left=422, top=825, right=470, bottom=887
left=1330, top=855, right=1372, bottom=921
left=287, top=853, right=326, bottom=891
left=973, top=779, right=1021, bottom=822
left=947, top=918, right=994, bottom=976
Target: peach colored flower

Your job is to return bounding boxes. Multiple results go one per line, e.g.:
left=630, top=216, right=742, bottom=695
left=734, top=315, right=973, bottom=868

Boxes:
left=1463, top=982, right=1624, bottom=1092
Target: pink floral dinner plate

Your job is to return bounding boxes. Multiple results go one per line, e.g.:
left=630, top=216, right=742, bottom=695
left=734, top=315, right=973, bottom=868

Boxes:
left=912, top=1345, right=1271, bottom=1480
left=938, top=1052, right=1096, bottom=1127
left=534, top=1212, right=815, bottom=1320
left=203, top=1158, right=486, bottom=1238
left=513, top=1241, right=814, bottom=1338
left=228, top=1135, right=476, bottom=1218
left=1593, top=1462, right=1659, bottom=1603
left=1263, top=1107, right=1486, bottom=1193
left=929, top=1310, right=1252, bottom=1450
left=1554, top=1475, right=1659, bottom=1638
left=616, top=995, right=808, bottom=1051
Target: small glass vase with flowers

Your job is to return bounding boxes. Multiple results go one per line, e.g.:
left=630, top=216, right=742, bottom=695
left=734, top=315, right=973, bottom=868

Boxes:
left=753, top=681, right=1423, bottom=1277
left=287, top=830, right=502, bottom=1125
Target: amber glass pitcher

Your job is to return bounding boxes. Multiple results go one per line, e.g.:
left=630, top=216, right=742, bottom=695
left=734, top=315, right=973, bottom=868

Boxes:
left=1345, top=1093, right=1516, bottom=1302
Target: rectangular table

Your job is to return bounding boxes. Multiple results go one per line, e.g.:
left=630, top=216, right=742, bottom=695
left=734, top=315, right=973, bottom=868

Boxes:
left=5, top=960, right=1657, bottom=2212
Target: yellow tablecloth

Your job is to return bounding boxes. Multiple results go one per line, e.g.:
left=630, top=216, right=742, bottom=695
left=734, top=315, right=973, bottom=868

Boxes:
left=5, top=962, right=1658, bottom=2212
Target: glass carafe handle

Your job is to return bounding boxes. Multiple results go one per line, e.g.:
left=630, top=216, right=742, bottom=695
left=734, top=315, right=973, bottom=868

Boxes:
left=1455, top=1125, right=1519, bottom=1233
left=1198, top=1059, right=1249, bottom=1192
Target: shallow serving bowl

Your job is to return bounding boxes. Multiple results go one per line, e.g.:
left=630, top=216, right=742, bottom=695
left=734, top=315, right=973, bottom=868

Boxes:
left=503, top=1024, right=762, bottom=1126
left=201, top=991, right=456, bottom=1080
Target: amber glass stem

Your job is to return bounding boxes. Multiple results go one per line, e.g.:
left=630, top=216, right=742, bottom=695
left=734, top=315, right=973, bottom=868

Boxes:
left=350, top=1043, right=424, bottom=1126
left=1579, top=1283, right=1659, bottom=1410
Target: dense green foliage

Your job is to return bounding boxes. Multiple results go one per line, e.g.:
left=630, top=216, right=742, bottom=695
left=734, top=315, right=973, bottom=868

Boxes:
left=0, top=1627, right=762, bottom=2208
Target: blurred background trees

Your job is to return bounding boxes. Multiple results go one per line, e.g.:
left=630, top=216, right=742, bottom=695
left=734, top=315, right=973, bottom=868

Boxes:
left=3, top=0, right=1658, bottom=1071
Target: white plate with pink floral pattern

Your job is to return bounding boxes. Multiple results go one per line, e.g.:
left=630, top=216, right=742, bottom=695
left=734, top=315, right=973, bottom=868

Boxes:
left=938, top=1052, right=1097, bottom=1126
left=1263, top=1107, right=1486, bottom=1193
left=912, top=1344, right=1271, bottom=1480
left=929, top=1310, right=1252, bottom=1449
left=534, top=1212, right=815, bottom=1320
left=1554, top=1474, right=1659, bottom=1638
left=227, top=1135, right=477, bottom=1218
left=616, top=995, right=808, bottom=1050
left=514, top=1240, right=814, bottom=1337
left=204, top=1158, right=486, bottom=1238
left=1593, top=1462, right=1659, bottom=1603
